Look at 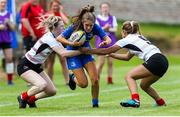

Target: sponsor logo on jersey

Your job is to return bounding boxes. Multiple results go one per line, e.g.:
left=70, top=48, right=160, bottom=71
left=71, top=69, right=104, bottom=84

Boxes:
left=71, top=62, right=76, bottom=67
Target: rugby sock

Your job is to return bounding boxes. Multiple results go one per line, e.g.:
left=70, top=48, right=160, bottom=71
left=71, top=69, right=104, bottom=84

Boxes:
left=92, top=99, right=98, bottom=105
left=21, top=92, right=29, bottom=101
left=131, top=93, right=140, bottom=101
left=28, top=96, right=37, bottom=104
left=6, top=63, right=14, bottom=84
left=156, top=98, right=165, bottom=106
left=7, top=74, right=13, bottom=84
left=107, top=76, right=113, bottom=84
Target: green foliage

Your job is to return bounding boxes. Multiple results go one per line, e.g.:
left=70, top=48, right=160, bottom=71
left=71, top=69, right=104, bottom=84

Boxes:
left=0, top=55, right=180, bottom=116
left=117, top=21, right=180, bottom=39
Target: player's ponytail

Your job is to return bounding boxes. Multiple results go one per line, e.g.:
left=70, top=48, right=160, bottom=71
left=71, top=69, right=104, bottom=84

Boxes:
left=72, top=5, right=96, bottom=31
left=89, top=5, right=95, bottom=12
left=37, top=15, right=62, bottom=32
left=122, top=20, right=141, bottom=35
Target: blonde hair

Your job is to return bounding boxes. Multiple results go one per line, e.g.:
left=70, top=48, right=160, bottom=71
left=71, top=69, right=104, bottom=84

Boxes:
left=122, top=20, right=141, bottom=34
left=37, top=15, right=62, bottom=32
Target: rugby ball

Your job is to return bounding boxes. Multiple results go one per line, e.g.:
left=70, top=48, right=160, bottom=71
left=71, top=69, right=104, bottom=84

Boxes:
left=69, top=30, right=86, bottom=44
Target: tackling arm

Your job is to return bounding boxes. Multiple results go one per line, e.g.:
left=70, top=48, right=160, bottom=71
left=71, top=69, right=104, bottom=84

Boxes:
left=80, top=45, right=120, bottom=55
left=109, top=51, right=134, bottom=61
left=52, top=46, right=81, bottom=58
left=98, top=36, right=112, bottom=47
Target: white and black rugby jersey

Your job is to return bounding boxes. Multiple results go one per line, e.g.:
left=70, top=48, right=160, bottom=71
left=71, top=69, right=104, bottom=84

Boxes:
left=115, top=34, right=161, bottom=61
left=25, top=32, right=63, bottom=64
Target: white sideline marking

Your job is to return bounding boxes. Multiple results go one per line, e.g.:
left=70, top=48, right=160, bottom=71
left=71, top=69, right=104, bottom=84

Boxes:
left=42, top=93, right=81, bottom=100
left=0, top=103, right=15, bottom=107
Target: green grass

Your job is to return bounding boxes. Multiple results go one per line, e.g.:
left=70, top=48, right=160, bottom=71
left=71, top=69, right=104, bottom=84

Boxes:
left=0, top=55, right=180, bottom=115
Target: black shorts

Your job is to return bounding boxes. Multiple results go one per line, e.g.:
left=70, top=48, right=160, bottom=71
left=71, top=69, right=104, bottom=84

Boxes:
left=143, top=53, right=169, bottom=77
left=17, top=57, right=43, bottom=76
left=0, top=42, right=12, bottom=49
left=23, top=36, right=36, bottom=52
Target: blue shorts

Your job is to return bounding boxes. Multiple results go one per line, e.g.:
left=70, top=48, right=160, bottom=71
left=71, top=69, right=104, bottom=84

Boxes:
left=67, top=54, right=95, bottom=70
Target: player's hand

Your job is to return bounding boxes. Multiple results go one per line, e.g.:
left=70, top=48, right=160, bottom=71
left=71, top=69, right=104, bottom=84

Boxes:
left=105, top=54, right=110, bottom=57
left=79, top=47, right=90, bottom=53
left=103, top=23, right=111, bottom=31
left=30, top=31, right=37, bottom=41
left=99, top=41, right=108, bottom=47
left=4, top=18, right=10, bottom=24
left=4, top=19, right=13, bottom=27
left=72, top=41, right=84, bottom=46
left=0, top=24, right=6, bottom=30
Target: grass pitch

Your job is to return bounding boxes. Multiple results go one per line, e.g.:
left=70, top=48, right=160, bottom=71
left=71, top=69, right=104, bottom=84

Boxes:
left=0, top=55, right=180, bottom=116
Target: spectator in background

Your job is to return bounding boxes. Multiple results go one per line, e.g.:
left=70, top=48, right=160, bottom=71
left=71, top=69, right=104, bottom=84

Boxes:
left=21, top=0, right=45, bottom=52
left=48, top=0, right=69, bottom=24
left=0, top=0, right=16, bottom=85
left=95, top=2, right=118, bottom=84
left=46, top=0, right=69, bottom=85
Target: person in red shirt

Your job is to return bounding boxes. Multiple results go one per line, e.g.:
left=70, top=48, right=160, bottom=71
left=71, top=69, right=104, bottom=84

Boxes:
left=48, top=0, right=69, bottom=24
left=21, top=0, right=45, bottom=52
left=46, top=0, right=69, bottom=85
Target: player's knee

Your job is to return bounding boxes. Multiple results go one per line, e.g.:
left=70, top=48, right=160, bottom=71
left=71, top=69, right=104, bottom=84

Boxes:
left=48, top=88, right=57, bottom=96
left=38, top=82, right=48, bottom=91
left=91, top=79, right=99, bottom=86
left=125, top=74, right=131, bottom=81
left=77, top=78, right=88, bottom=88
left=79, top=82, right=88, bottom=88
left=140, top=83, right=148, bottom=91
left=5, top=58, right=13, bottom=63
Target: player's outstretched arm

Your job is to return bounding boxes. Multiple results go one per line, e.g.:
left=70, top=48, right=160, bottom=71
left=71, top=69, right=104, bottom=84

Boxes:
left=109, top=51, right=134, bottom=61
left=52, top=46, right=81, bottom=58
left=98, top=36, right=112, bottom=47
left=80, top=45, right=120, bottom=55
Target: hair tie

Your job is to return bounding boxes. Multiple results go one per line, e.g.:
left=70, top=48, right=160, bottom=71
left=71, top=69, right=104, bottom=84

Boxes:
left=130, top=21, right=134, bottom=33
left=130, top=21, right=134, bottom=28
